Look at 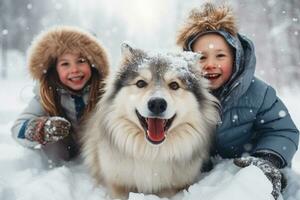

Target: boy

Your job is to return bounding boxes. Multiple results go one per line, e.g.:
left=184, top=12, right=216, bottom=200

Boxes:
left=176, top=3, right=299, bottom=199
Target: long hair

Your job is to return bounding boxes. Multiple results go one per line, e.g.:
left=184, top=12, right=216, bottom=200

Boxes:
left=39, top=58, right=104, bottom=122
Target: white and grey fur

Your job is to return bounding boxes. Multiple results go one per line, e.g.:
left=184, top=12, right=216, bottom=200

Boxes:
left=82, top=43, right=220, bottom=199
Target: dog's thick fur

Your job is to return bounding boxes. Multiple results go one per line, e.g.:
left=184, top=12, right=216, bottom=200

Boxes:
left=82, top=44, right=220, bottom=199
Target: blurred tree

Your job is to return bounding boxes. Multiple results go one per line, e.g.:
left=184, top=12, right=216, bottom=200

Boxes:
left=287, top=0, right=300, bottom=83
left=0, top=0, right=10, bottom=78
left=0, top=0, right=50, bottom=79
left=261, top=0, right=300, bottom=87
left=230, top=0, right=299, bottom=88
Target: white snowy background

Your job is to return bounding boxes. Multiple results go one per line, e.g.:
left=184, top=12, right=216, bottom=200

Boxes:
left=0, top=0, right=300, bottom=200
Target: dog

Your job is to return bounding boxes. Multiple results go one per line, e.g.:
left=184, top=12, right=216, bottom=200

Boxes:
left=82, top=43, right=220, bottom=199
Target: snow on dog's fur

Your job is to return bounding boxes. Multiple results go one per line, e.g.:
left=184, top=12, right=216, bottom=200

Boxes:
left=82, top=43, right=220, bottom=199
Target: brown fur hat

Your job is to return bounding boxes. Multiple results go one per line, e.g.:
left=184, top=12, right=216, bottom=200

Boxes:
left=27, top=26, right=109, bottom=80
left=176, top=2, right=238, bottom=50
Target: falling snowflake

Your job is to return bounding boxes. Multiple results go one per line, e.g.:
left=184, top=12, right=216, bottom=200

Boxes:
left=2, top=29, right=8, bottom=35
left=249, top=109, right=253, bottom=113
left=43, top=69, right=47, bottom=74
left=208, top=44, right=214, bottom=49
left=27, top=4, right=32, bottom=10
left=278, top=110, right=286, bottom=118
left=260, top=119, right=265, bottom=124
left=244, top=143, right=253, bottom=151
left=292, top=18, right=298, bottom=22
left=282, top=146, right=287, bottom=151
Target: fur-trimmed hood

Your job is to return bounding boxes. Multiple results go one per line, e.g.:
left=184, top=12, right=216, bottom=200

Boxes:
left=27, top=26, right=110, bottom=80
left=176, top=2, right=237, bottom=51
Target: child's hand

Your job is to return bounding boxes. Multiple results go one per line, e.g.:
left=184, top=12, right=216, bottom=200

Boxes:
left=43, top=117, right=71, bottom=143
left=25, top=116, right=71, bottom=145
left=234, top=156, right=286, bottom=200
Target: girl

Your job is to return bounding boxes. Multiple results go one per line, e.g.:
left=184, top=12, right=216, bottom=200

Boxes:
left=11, top=26, right=110, bottom=163
left=176, top=3, right=299, bottom=199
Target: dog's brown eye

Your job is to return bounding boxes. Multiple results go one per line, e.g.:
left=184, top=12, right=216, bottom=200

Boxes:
left=136, top=80, right=147, bottom=88
left=169, top=82, right=180, bottom=90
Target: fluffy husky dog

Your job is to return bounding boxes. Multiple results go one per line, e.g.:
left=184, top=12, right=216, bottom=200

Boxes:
left=82, top=44, right=220, bottom=199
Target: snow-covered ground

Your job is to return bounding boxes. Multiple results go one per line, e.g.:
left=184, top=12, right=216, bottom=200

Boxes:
left=0, top=78, right=299, bottom=200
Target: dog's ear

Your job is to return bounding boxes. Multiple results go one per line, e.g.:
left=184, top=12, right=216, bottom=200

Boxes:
left=121, top=43, right=135, bottom=58
left=120, top=43, right=147, bottom=65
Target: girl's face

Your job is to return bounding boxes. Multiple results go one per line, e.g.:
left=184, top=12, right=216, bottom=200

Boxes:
left=56, top=52, right=92, bottom=91
left=192, top=33, right=234, bottom=90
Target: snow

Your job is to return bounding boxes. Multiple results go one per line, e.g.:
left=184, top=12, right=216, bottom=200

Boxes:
left=0, top=78, right=300, bottom=200
left=2, top=29, right=8, bottom=35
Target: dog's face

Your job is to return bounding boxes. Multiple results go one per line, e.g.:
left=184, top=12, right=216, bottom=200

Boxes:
left=105, top=44, right=215, bottom=146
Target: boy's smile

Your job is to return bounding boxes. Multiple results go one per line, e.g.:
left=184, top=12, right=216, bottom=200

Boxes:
left=202, top=69, right=222, bottom=80
left=192, top=33, right=234, bottom=90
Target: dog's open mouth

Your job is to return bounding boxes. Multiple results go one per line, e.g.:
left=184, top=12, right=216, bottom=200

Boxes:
left=135, top=110, right=176, bottom=145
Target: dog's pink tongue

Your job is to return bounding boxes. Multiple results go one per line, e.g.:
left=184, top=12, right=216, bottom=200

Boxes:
left=147, top=118, right=165, bottom=143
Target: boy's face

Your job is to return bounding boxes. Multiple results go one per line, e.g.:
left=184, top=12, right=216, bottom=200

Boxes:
left=192, top=33, right=234, bottom=90
left=56, top=52, right=92, bottom=91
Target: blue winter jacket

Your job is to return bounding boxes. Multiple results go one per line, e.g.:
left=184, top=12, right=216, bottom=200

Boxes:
left=212, top=31, right=299, bottom=167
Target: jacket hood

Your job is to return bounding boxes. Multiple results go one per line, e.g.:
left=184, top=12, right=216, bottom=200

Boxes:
left=217, top=33, right=256, bottom=104
left=176, top=2, right=256, bottom=104
left=27, top=26, right=110, bottom=80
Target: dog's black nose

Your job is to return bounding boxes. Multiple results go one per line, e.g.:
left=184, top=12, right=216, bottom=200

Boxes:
left=148, top=98, right=167, bottom=115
